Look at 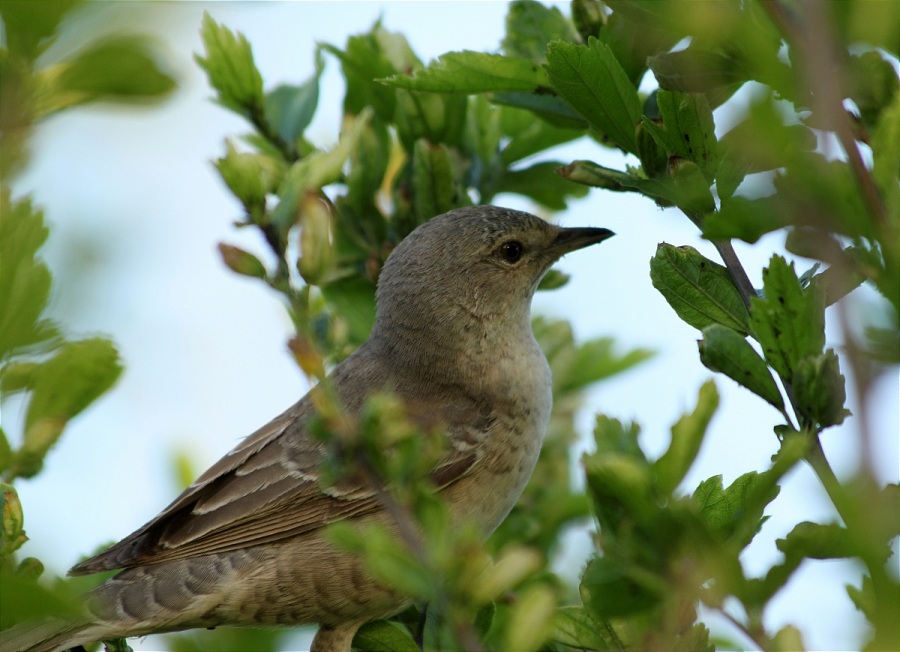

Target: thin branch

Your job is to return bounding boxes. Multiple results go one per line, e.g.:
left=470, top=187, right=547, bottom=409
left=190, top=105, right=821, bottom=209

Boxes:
left=760, top=0, right=886, bottom=228
left=716, top=607, right=772, bottom=652
left=356, top=459, right=486, bottom=652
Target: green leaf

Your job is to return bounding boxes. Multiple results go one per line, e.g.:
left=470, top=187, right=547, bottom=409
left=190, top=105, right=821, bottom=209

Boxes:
left=411, top=140, right=461, bottom=225
left=381, top=51, right=549, bottom=93
left=589, top=416, right=646, bottom=461
left=749, top=255, right=825, bottom=379
left=344, top=117, right=392, bottom=220
left=715, top=97, right=816, bottom=199
left=490, top=91, right=588, bottom=130
left=394, top=90, right=468, bottom=151
left=213, top=141, right=284, bottom=214
left=777, top=521, right=857, bottom=560
left=654, top=380, right=719, bottom=494
left=502, top=0, right=579, bottom=63
left=264, top=71, right=321, bottom=147
left=698, top=325, right=784, bottom=412
left=217, top=243, right=267, bottom=280
left=352, top=620, right=420, bottom=652
left=320, top=276, right=377, bottom=345
left=667, top=157, right=716, bottom=217
left=649, top=244, right=751, bottom=334
left=791, top=350, right=850, bottom=428
left=647, top=49, right=744, bottom=108
left=556, top=159, right=677, bottom=206
left=498, top=105, right=583, bottom=165
left=846, top=52, right=900, bottom=130
left=545, top=37, right=642, bottom=152
left=0, top=192, right=57, bottom=360
left=553, top=336, right=653, bottom=395
left=0, top=568, right=80, bottom=629
left=550, top=605, right=617, bottom=650
left=0, top=0, right=78, bottom=60
left=642, top=90, right=718, bottom=181
left=694, top=472, right=779, bottom=545
left=871, top=88, right=900, bottom=251
left=23, top=337, right=122, bottom=440
left=495, top=161, right=588, bottom=210
left=57, top=37, right=176, bottom=103
left=537, top=269, right=570, bottom=291
left=599, top=5, right=684, bottom=86
left=273, top=109, right=372, bottom=228
left=580, top=556, right=659, bottom=618
left=702, top=196, right=787, bottom=244
left=195, top=13, right=264, bottom=117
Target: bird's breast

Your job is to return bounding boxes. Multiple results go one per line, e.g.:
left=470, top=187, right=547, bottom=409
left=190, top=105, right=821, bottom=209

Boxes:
left=450, top=335, right=552, bottom=533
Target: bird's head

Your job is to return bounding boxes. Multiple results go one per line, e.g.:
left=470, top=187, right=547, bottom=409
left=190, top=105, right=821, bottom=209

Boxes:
left=371, top=206, right=613, bottom=351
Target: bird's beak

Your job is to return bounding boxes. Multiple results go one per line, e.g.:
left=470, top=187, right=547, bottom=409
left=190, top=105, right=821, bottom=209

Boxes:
left=547, top=226, right=615, bottom=258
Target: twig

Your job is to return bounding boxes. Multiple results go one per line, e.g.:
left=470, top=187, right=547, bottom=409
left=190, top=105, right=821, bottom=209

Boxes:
left=356, top=459, right=486, bottom=652
left=760, top=0, right=886, bottom=228
left=716, top=607, right=772, bottom=652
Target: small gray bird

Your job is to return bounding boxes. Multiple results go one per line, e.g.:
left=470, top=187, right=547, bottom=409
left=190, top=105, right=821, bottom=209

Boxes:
left=1, top=206, right=612, bottom=652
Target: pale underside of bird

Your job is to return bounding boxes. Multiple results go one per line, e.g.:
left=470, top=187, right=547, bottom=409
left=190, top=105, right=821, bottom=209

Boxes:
left=0, top=206, right=612, bottom=652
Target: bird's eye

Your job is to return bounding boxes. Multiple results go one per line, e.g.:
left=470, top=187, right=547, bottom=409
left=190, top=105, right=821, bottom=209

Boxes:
left=497, top=240, right=524, bottom=264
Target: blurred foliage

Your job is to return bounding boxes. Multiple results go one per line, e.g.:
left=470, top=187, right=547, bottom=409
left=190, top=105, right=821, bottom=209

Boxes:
left=0, top=0, right=175, bottom=646
left=2, top=1, right=899, bottom=651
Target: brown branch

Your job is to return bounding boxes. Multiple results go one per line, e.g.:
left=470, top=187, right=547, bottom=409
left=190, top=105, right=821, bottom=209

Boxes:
left=760, top=0, right=886, bottom=228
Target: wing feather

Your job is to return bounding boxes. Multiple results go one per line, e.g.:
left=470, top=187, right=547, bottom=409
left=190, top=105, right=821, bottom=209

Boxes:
left=70, top=349, right=492, bottom=576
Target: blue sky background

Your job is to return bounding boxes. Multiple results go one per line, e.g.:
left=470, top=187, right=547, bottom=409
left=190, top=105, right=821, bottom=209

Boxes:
left=6, top=3, right=898, bottom=650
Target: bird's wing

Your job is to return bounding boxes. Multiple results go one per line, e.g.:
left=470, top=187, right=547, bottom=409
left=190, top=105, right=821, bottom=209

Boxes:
left=70, top=372, right=485, bottom=575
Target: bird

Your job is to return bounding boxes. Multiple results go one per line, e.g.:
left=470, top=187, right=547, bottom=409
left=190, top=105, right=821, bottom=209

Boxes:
left=1, top=205, right=613, bottom=652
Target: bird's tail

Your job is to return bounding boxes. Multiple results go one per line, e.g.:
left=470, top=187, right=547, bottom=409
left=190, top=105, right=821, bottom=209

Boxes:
left=0, top=618, right=109, bottom=652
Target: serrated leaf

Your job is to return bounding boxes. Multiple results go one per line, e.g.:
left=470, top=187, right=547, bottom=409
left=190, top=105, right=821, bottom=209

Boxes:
left=495, top=161, right=588, bottom=210
left=694, top=472, right=779, bottom=545
left=749, top=255, right=825, bottom=379
left=0, top=192, right=55, bottom=359
left=195, top=13, right=264, bottom=117
left=382, top=51, right=549, bottom=93
left=650, top=244, right=751, bottom=334
left=502, top=0, right=579, bottom=63
left=545, top=38, right=642, bottom=152
left=698, top=325, right=784, bottom=411
left=654, top=380, right=719, bottom=494
left=550, top=605, right=616, bottom=650
left=642, top=90, right=718, bottom=181
left=791, top=350, right=849, bottom=428
left=352, top=620, right=419, bottom=652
